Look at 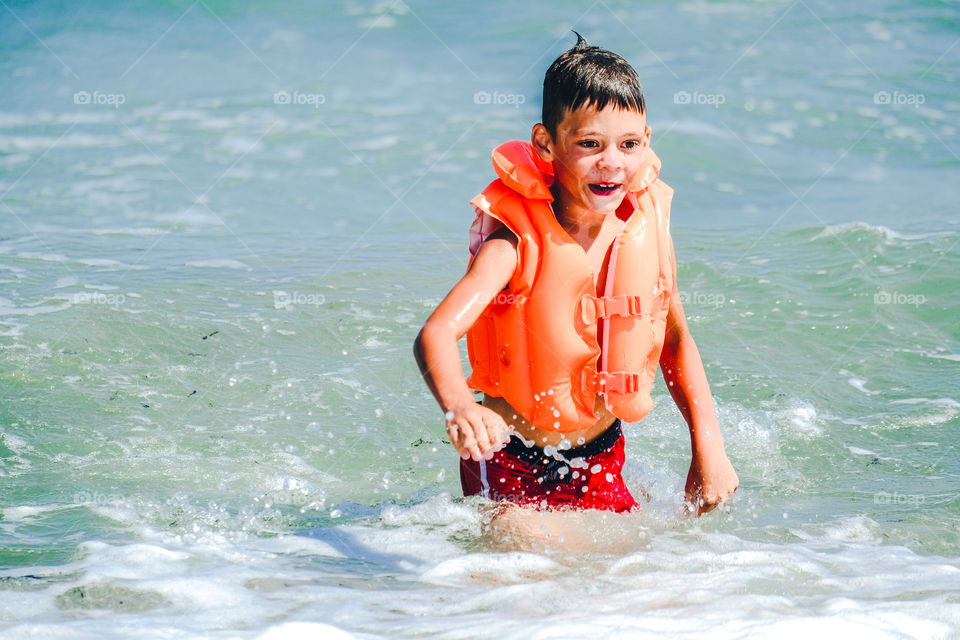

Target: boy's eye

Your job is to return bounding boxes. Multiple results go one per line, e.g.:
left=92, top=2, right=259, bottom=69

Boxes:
left=578, top=140, right=599, bottom=148
left=622, top=140, right=640, bottom=150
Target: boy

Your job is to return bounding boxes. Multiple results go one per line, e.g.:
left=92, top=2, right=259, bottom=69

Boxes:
left=414, top=35, right=737, bottom=515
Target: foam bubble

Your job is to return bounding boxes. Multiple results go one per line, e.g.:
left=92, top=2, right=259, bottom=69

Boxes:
left=256, top=623, right=356, bottom=640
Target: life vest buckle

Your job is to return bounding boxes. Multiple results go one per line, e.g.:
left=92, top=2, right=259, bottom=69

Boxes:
left=580, top=294, right=645, bottom=325
left=604, top=294, right=644, bottom=318
left=584, top=367, right=641, bottom=395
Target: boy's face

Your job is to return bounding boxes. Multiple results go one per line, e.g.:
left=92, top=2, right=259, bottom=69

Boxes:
left=534, top=104, right=650, bottom=216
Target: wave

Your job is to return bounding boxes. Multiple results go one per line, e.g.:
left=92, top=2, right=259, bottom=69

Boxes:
left=809, top=221, right=954, bottom=245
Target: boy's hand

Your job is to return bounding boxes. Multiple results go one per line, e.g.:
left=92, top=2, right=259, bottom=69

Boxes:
left=444, top=401, right=513, bottom=462
left=684, top=453, right=738, bottom=516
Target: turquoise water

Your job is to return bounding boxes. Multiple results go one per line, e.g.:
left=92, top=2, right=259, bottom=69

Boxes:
left=2, top=1, right=960, bottom=637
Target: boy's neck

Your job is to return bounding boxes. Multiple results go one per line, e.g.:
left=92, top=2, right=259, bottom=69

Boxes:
left=550, top=186, right=626, bottom=254
left=551, top=185, right=623, bottom=242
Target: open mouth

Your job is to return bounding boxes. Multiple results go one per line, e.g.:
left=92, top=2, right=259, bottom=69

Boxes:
left=588, top=183, right=621, bottom=196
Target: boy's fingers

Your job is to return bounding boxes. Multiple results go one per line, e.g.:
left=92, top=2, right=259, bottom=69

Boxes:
left=455, top=420, right=482, bottom=461
left=446, top=422, right=463, bottom=449
left=447, top=410, right=511, bottom=461
left=447, top=420, right=476, bottom=460
left=487, top=415, right=509, bottom=444
left=472, top=416, right=492, bottom=453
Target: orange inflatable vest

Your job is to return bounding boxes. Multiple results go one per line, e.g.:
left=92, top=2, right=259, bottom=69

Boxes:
left=465, top=140, right=676, bottom=432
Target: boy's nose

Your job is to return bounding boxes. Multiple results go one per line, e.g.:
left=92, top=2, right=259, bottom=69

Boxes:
left=597, top=148, right=623, bottom=171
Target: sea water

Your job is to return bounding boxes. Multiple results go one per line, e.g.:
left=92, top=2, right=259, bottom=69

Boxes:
left=1, top=1, right=959, bottom=637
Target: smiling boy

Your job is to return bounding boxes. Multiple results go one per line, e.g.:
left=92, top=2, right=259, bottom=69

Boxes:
left=414, top=34, right=737, bottom=514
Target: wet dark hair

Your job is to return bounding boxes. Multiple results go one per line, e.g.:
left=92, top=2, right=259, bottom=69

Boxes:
left=542, top=32, right=646, bottom=136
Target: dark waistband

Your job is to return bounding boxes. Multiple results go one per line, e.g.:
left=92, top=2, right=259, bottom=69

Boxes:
left=502, top=419, right=623, bottom=465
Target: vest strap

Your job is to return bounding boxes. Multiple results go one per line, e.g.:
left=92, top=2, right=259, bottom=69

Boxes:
left=580, top=294, right=646, bottom=325
left=582, top=367, right=642, bottom=395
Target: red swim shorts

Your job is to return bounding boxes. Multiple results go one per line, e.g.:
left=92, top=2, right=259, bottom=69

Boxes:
left=460, top=420, right=639, bottom=512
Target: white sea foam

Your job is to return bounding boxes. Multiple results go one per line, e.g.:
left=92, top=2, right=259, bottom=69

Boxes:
left=0, top=298, right=71, bottom=316
left=772, top=398, right=824, bottom=438
left=811, top=221, right=943, bottom=244
left=420, top=551, right=565, bottom=587
left=866, top=396, right=960, bottom=430
left=31, top=223, right=169, bottom=236
left=3, top=495, right=960, bottom=638
left=0, top=133, right=121, bottom=153
left=15, top=252, right=68, bottom=262
left=256, top=623, right=356, bottom=640
left=839, top=369, right=880, bottom=396
left=184, top=259, right=251, bottom=270
left=154, top=209, right=223, bottom=226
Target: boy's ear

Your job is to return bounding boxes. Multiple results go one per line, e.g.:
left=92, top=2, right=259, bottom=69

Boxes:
left=531, top=124, right=554, bottom=162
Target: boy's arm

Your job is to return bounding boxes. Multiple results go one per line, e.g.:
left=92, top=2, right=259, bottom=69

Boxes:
left=659, top=254, right=739, bottom=515
left=413, top=230, right=518, bottom=462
